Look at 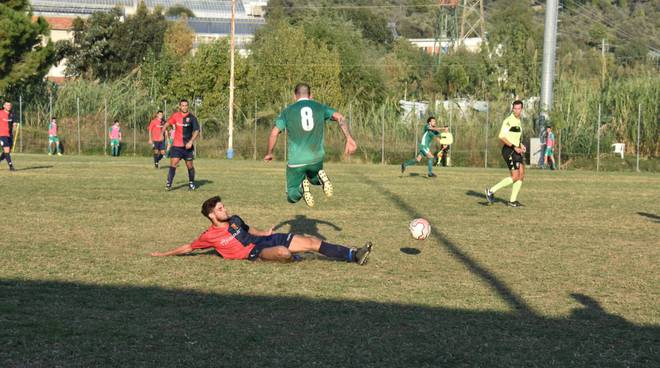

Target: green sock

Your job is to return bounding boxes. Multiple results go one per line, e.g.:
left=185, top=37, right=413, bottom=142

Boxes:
left=48, top=145, right=52, bottom=154
left=510, top=180, right=523, bottom=202
left=490, top=177, right=514, bottom=193
left=403, top=159, right=418, bottom=167
left=427, top=159, right=433, bottom=174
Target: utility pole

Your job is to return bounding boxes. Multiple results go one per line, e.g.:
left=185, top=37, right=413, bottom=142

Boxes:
left=539, top=0, right=559, bottom=132
left=227, top=0, right=236, bottom=159
left=601, top=38, right=607, bottom=86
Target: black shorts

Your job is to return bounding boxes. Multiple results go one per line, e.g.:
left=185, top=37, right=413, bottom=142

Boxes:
left=152, top=141, right=165, bottom=151
left=169, top=146, right=195, bottom=161
left=502, top=145, right=524, bottom=170
left=247, top=233, right=294, bottom=260
left=0, top=136, right=12, bottom=149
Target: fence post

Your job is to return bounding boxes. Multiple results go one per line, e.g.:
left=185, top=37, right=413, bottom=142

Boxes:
left=19, top=95, right=23, bottom=153
left=557, top=128, right=562, bottom=170
left=253, top=100, right=257, bottom=160
left=484, top=106, right=489, bottom=169
left=636, top=103, right=641, bottom=172
left=77, top=96, right=81, bottom=155
left=381, top=105, right=385, bottom=164
left=133, top=98, right=137, bottom=156
left=596, top=103, right=601, bottom=172
left=448, top=108, right=452, bottom=166
left=104, top=97, right=108, bottom=155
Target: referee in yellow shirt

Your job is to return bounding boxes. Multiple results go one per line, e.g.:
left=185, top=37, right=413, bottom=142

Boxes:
left=485, top=100, right=526, bottom=207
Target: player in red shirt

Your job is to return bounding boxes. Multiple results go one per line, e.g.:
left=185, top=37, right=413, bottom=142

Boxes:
left=0, top=101, right=18, bottom=171
left=151, top=196, right=373, bottom=265
left=164, top=99, right=200, bottom=191
left=147, top=110, right=167, bottom=168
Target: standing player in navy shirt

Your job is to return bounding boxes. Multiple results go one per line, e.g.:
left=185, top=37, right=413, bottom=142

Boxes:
left=0, top=101, right=18, bottom=171
left=164, top=99, right=200, bottom=191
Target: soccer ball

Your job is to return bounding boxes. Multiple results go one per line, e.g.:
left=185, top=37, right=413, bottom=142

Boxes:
left=409, top=218, right=431, bottom=240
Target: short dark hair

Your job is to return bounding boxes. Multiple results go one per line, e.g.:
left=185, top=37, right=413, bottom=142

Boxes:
left=512, top=100, right=523, bottom=108
left=180, top=99, right=189, bottom=104
left=157, top=110, right=163, bottom=114
left=201, top=196, right=222, bottom=219
left=294, top=83, right=310, bottom=97
left=113, top=119, right=119, bottom=123
left=427, top=116, right=436, bottom=124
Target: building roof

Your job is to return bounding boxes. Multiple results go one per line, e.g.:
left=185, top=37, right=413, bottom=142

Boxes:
left=185, top=17, right=264, bottom=36
left=31, top=0, right=248, bottom=18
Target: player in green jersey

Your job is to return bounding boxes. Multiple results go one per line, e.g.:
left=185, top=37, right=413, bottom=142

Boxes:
left=485, top=100, right=527, bottom=207
left=401, top=117, right=448, bottom=177
left=264, top=83, right=357, bottom=207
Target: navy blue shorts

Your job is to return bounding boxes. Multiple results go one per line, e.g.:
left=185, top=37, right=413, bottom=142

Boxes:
left=247, top=233, right=294, bottom=260
left=152, top=141, right=165, bottom=151
left=169, top=146, right=194, bottom=161
left=0, top=136, right=12, bottom=149
left=502, top=145, right=524, bottom=170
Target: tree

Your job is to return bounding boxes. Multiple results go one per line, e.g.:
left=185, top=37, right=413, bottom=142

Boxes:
left=0, top=0, right=55, bottom=96
left=165, top=5, right=195, bottom=18
left=163, top=17, right=195, bottom=57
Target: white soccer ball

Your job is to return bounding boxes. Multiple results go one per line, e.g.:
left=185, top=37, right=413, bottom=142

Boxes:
left=409, top=218, right=431, bottom=240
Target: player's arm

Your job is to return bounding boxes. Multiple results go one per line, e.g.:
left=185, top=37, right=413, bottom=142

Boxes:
left=264, top=126, right=281, bottom=162
left=184, top=118, right=201, bottom=149
left=248, top=226, right=274, bottom=236
left=332, top=112, right=357, bottom=155
left=151, top=243, right=193, bottom=257
left=498, top=125, right=525, bottom=154
left=147, top=123, right=153, bottom=144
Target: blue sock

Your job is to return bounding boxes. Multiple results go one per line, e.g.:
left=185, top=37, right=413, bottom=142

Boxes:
left=167, top=166, right=176, bottom=186
left=188, top=167, right=195, bottom=183
left=5, top=153, right=12, bottom=167
left=319, top=241, right=353, bottom=262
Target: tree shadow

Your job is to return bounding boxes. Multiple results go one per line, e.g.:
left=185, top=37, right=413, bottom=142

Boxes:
left=1, top=279, right=657, bottom=367
left=171, top=179, right=213, bottom=191
left=15, top=165, right=54, bottom=172
left=637, top=212, right=660, bottom=223
left=466, top=189, right=508, bottom=206
left=400, top=247, right=421, bottom=255
left=273, top=214, right=342, bottom=240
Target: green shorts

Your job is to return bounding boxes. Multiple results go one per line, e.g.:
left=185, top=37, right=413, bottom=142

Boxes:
left=111, top=139, right=120, bottom=146
left=545, top=147, right=554, bottom=156
left=286, top=161, right=323, bottom=203
left=48, top=136, right=59, bottom=143
left=418, top=144, right=432, bottom=157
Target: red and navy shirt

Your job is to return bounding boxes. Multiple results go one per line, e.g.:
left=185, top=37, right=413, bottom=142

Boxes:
left=0, top=110, right=14, bottom=137
left=148, top=118, right=166, bottom=142
left=166, top=111, right=199, bottom=147
left=190, top=216, right=262, bottom=260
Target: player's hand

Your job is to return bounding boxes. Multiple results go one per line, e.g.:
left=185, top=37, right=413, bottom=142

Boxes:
left=185, top=142, right=193, bottom=150
left=148, top=140, right=152, bottom=145
left=150, top=252, right=165, bottom=257
left=521, top=144, right=527, bottom=153
left=264, top=153, right=273, bottom=162
left=344, top=138, right=357, bottom=156
left=266, top=227, right=274, bottom=236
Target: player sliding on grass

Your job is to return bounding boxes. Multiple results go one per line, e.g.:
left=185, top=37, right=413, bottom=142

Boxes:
left=264, top=83, right=357, bottom=207
left=151, top=196, right=373, bottom=264
left=401, top=116, right=448, bottom=178
left=485, top=100, right=526, bottom=207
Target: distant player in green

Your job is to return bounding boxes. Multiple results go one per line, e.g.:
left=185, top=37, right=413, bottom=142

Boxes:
left=485, top=100, right=527, bottom=207
left=401, top=117, right=448, bottom=177
left=264, top=83, right=357, bottom=207
left=47, top=117, right=62, bottom=156
left=543, top=126, right=556, bottom=170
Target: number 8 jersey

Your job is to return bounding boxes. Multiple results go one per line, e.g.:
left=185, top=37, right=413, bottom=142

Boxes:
left=275, top=98, right=336, bottom=166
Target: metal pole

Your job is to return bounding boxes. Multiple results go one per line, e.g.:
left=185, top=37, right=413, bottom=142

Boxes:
left=636, top=103, right=641, bottom=172
left=133, top=98, right=137, bottom=156
left=226, top=0, right=236, bottom=159
left=253, top=100, right=257, bottom=160
left=485, top=107, right=489, bottom=169
left=104, top=97, right=108, bottom=155
left=596, top=103, right=601, bottom=172
left=381, top=106, right=385, bottom=164
left=77, top=96, right=81, bottom=154
left=557, top=128, right=562, bottom=170
left=448, top=108, right=452, bottom=166
left=19, top=95, right=23, bottom=152
left=539, top=0, right=559, bottom=131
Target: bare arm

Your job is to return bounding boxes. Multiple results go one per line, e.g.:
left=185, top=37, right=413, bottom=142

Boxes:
left=332, top=112, right=356, bottom=156
left=151, top=243, right=193, bottom=257
left=264, top=127, right=281, bottom=161
left=185, top=130, right=200, bottom=149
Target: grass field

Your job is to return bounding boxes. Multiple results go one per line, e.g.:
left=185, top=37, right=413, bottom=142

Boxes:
left=1, top=154, right=659, bottom=367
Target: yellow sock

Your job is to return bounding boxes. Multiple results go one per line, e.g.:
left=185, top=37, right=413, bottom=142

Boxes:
left=490, top=177, right=514, bottom=193
left=510, top=180, right=523, bottom=202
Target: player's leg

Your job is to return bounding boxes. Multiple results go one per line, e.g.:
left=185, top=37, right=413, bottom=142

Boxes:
left=185, top=158, right=195, bottom=190
left=56, top=138, right=62, bottom=155
left=288, top=234, right=373, bottom=265
left=166, top=155, right=181, bottom=190
left=402, top=153, right=423, bottom=173
left=486, top=146, right=516, bottom=204
left=3, top=145, right=15, bottom=170
left=48, top=138, right=53, bottom=155
left=308, top=161, right=333, bottom=198
left=424, top=149, right=436, bottom=177
left=287, top=166, right=313, bottom=206
left=509, top=159, right=525, bottom=206
left=257, top=246, right=294, bottom=262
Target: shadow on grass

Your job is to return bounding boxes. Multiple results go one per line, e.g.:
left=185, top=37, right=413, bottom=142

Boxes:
left=273, top=214, right=342, bottom=240
left=400, top=247, right=421, bottom=255
left=15, top=165, right=54, bottom=171
left=1, top=279, right=657, bottom=367
left=465, top=189, right=507, bottom=206
left=637, top=212, right=660, bottom=223
left=359, top=174, right=532, bottom=315
left=171, top=179, right=213, bottom=191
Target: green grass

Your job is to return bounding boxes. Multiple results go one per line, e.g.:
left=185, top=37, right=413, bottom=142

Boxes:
left=1, top=154, right=659, bottom=367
